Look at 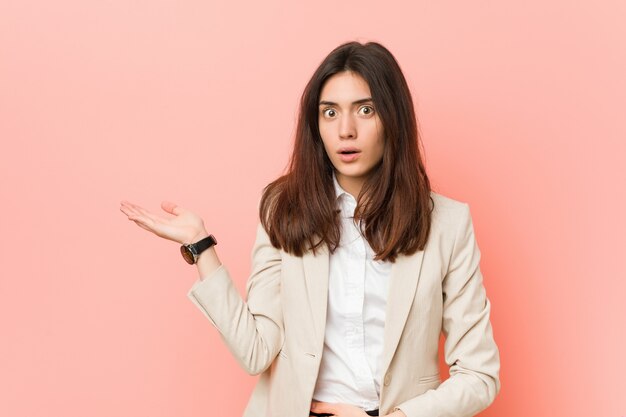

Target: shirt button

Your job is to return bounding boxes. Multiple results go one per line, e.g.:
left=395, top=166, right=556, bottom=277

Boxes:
left=384, top=373, right=392, bottom=386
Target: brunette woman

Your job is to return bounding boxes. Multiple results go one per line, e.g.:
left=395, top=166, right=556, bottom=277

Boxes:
left=120, top=41, right=500, bottom=417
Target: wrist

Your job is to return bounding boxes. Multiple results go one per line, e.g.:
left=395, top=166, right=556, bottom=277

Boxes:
left=196, top=246, right=222, bottom=280
left=189, top=230, right=209, bottom=244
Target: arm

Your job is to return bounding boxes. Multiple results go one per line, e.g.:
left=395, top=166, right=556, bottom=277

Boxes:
left=186, top=221, right=284, bottom=376
left=393, top=203, right=501, bottom=417
left=119, top=200, right=283, bottom=376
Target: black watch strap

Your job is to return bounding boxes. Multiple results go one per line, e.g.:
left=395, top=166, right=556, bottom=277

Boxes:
left=191, top=235, right=217, bottom=254
left=181, top=235, right=217, bottom=264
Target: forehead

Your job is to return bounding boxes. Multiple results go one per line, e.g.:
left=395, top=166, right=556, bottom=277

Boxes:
left=319, top=71, right=371, bottom=102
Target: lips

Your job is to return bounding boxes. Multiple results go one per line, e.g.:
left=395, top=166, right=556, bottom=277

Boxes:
left=338, top=147, right=361, bottom=162
left=338, top=147, right=361, bottom=155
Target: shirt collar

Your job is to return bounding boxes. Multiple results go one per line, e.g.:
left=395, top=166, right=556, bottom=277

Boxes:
left=332, top=172, right=359, bottom=222
left=332, top=171, right=358, bottom=206
left=332, top=171, right=349, bottom=200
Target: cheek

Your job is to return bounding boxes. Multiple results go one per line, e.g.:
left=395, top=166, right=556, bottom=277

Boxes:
left=365, top=124, right=385, bottom=157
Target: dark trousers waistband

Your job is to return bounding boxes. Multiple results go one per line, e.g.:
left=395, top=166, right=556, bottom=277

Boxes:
left=310, top=410, right=378, bottom=417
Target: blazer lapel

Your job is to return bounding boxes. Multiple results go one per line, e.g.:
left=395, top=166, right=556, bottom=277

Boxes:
left=302, top=243, right=330, bottom=347
left=380, top=250, right=425, bottom=375
left=301, top=241, right=425, bottom=374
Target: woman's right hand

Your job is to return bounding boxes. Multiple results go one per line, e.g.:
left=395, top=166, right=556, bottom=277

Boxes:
left=119, top=200, right=209, bottom=245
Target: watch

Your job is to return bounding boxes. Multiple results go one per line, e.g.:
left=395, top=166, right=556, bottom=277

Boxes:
left=180, top=235, right=217, bottom=265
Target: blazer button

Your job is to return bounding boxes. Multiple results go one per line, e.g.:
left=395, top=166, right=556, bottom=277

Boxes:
left=384, top=373, right=392, bottom=386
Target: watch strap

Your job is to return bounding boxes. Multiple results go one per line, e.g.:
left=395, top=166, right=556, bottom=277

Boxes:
left=189, top=235, right=217, bottom=254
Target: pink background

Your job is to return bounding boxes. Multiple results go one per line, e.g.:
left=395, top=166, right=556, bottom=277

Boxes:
left=1, top=0, right=625, bottom=416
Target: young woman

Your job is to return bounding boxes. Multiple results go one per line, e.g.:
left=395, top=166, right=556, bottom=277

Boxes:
left=120, top=41, right=500, bottom=417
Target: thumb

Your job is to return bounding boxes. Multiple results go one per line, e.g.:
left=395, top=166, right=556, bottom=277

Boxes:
left=161, top=200, right=183, bottom=216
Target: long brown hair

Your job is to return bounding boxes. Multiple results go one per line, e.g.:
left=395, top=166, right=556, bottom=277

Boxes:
left=259, top=41, right=432, bottom=262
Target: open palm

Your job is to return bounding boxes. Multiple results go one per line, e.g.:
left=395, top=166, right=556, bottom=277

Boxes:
left=119, top=200, right=207, bottom=244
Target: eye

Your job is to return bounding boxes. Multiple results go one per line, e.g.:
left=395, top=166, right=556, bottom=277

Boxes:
left=358, top=105, right=375, bottom=116
left=322, top=108, right=337, bottom=118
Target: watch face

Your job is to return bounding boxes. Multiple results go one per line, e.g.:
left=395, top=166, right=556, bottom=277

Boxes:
left=180, top=246, right=195, bottom=264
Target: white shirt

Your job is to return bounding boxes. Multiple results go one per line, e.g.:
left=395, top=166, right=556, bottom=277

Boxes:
left=312, top=174, right=392, bottom=410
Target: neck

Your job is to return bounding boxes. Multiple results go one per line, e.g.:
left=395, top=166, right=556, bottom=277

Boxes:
left=335, top=172, right=365, bottom=199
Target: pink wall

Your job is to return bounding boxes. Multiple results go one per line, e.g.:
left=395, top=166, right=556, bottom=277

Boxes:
left=1, top=0, right=624, bottom=416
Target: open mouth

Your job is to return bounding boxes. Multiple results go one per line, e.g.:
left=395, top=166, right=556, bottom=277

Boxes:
left=338, top=149, right=361, bottom=162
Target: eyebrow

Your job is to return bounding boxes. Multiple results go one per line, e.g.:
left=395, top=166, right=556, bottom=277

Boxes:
left=318, top=97, right=373, bottom=106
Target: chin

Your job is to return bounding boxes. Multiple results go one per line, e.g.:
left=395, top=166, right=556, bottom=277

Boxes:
left=339, top=171, right=369, bottom=180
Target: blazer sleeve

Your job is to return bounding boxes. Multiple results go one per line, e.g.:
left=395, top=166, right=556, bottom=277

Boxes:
left=394, top=203, right=501, bottom=417
left=186, top=221, right=284, bottom=376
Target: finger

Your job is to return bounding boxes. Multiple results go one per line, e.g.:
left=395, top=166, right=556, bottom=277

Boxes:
left=121, top=207, right=149, bottom=226
left=127, top=213, right=153, bottom=229
left=120, top=202, right=144, bottom=218
left=120, top=204, right=133, bottom=217
left=123, top=202, right=162, bottom=224
left=132, top=219, right=153, bottom=233
left=133, top=205, right=161, bottom=223
left=122, top=205, right=145, bottom=221
left=120, top=201, right=137, bottom=216
left=121, top=200, right=145, bottom=212
left=161, top=200, right=183, bottom=216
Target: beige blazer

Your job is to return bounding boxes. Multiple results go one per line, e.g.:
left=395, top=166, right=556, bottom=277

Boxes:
left=187, top=192, right=500, bottom=417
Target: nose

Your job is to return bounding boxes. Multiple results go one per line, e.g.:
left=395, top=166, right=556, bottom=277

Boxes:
left=338, top=113, right=356, bottom=139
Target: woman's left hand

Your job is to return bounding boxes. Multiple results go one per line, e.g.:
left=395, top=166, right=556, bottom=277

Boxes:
left=310, top=401, right=369, bottom=417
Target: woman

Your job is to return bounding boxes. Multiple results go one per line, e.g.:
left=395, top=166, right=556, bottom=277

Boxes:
left=120, top=41, right=500, bottom=417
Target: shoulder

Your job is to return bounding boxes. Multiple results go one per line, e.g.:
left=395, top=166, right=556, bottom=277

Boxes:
left=428, top=191, right=473, bottom=238
left=430, top=190, right=470, bottom=220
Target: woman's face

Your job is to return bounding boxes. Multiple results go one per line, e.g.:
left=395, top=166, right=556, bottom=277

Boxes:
left=318, top=71, right=385, bottom=198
